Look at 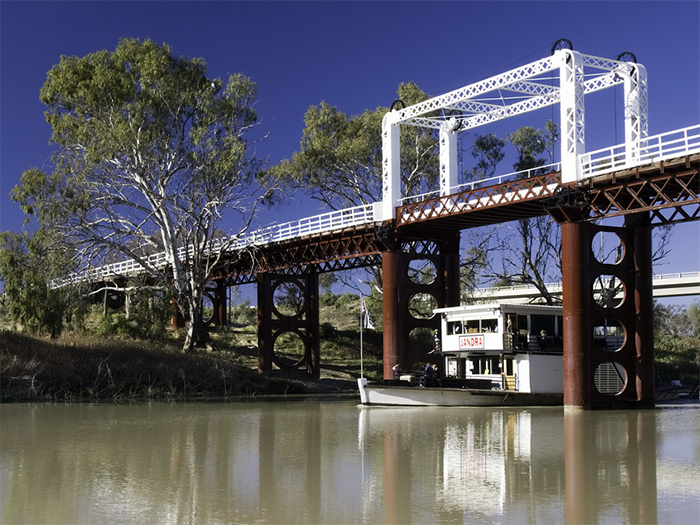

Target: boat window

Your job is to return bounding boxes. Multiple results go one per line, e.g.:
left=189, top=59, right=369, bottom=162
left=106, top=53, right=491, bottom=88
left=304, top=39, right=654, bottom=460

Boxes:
left=517, top=315, right=527, bottom=332
left=506, top=314, right=528, bottom=333
left=448, top=321, right=463, bottom=334
left=593, top=318, right=623, bottom=337
left=465, top=320, right=480, bottom=333
left=447, top=358, right=457, bottom=377
left=469, top=357, right=501, bottom=375
left=531, top=314, right=556, bottom=336
left=481, top=318, right=498, bottom=332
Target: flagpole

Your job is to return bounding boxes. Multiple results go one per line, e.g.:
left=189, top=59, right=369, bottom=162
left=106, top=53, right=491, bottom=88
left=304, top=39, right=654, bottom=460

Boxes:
left=359, top=291, right=364, bottom=379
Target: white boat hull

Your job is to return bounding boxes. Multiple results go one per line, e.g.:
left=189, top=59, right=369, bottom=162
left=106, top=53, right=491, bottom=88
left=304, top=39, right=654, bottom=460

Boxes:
left=357, top=378, right=562, bottom=407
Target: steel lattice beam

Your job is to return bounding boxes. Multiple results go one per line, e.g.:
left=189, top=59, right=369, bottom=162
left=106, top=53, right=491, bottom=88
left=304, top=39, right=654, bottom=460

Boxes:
left=546, top=154, right=700, bottom=225
left=381, top=49, right=647, bottom=219
left=396, top=172, right=561, bottom=229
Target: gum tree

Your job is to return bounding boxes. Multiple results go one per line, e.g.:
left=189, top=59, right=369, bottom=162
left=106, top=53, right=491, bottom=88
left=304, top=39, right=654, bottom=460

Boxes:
left=269, top=82, right=439, bottom=209
left=12, top=38, right=267, bottom=350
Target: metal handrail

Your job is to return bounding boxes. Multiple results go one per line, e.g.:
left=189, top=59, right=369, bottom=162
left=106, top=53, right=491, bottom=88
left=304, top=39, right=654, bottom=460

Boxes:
left=473, top=271, right=700, bottom=295
left=579, top=124, right=700, bottom=179
left=399, top=162, right=561, bottom=205
left=54, top=203, right=378, bottom=286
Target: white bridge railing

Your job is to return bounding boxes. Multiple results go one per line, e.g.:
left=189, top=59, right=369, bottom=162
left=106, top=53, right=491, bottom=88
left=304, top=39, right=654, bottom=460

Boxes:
left=399, top=162, right=562, bottom=205
left=56, top=203, right=379, bottom=286
left=579, top=124, right=700, bottom=179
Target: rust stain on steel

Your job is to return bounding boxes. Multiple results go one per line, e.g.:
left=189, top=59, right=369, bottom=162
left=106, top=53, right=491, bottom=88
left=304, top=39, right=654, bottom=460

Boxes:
left=561, top=221, right=591, bottom=408
left=396, top=172, right=562, bottom=229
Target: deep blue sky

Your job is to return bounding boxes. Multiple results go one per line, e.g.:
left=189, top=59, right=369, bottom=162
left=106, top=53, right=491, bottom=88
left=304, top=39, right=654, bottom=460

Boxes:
left=1, top=1, right=699, bottom=277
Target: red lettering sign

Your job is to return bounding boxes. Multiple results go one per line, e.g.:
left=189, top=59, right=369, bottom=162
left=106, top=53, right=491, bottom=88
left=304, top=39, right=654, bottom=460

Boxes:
left=459, top=334, right=485, bottom=349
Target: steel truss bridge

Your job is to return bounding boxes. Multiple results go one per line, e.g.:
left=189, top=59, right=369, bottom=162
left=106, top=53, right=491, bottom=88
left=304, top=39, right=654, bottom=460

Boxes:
left=62, top=123, right=700, bottom=285
left=63, top=44, right=700, bottom=409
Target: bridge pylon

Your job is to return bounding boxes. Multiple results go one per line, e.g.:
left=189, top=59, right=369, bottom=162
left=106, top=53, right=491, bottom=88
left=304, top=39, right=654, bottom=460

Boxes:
left=382, top=231, right=461, bottom=380
left=257, top=270, right=320, bottom=379
left=561, top=215, right=655, bottom=409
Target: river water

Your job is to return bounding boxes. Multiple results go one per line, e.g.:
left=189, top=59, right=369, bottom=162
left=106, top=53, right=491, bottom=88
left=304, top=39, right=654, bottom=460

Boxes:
left=1, top=400, right=698, bottom=525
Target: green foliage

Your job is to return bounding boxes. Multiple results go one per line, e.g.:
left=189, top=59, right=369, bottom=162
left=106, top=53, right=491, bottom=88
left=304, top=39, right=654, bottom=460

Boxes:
left=93, top=290, right=169, bottom=341
left=319, top=322, right=336, bottom=339
left=0, top=330, right=308, bottom=402
left=0, top=230, right=76, bottom=337
left=655, top=335, right=700, bottom=387
left=469, top=133, right=506, bottom=180
left=689, top=302, right=700, bottom=338
left=508, top=126, right=547, bottom=171
left=230, top=298, right=256, bottom=326
left=12, top=38, right=265, bottom=351
left=273, top=281, right=304, bottom=316
left=268, top=82, right=438, bottom=210
left=318, top=272, right=337, bottom=293
left=654, top=302, right=695, bottom=337
left=654, top=302, right=700, bottom=388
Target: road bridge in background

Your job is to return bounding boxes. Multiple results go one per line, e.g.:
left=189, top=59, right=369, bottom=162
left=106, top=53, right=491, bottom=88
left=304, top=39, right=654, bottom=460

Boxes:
left=472, top=271, right=700, bottom=303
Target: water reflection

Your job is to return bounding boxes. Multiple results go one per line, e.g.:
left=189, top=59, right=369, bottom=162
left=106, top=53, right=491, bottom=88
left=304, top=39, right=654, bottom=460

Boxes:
left=358, top=407, right=566, bottom=523
left=1, top=401, right=698, bottom=524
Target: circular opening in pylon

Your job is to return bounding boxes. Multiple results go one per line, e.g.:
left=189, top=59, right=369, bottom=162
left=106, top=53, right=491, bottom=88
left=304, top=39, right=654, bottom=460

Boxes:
left=272, top=280, right=304, bottom=318
left=594, top=362, right=627, bottom=395
left=591, top=231, right=625, bottom=265
left=593, top=274, right=626, bottom=308
left=273, top=330, right=306, bottom=369
left=407, top=259, right=437, bottom=285
left=592, top=318, right=626, bottom=352
left=409, top=327, right=438, bottom=355
left=202, top=292, right=215, bottom=324
left=408, top=293, right=437, bottom=319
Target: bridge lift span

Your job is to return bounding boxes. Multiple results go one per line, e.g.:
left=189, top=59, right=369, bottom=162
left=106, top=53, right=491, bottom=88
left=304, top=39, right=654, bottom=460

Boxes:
left=381, top=40, right=647, bottom=219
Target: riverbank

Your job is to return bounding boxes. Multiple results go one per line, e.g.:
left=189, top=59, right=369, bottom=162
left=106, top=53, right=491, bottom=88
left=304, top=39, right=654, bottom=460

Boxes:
left=0, top=330, right=362, bottom=402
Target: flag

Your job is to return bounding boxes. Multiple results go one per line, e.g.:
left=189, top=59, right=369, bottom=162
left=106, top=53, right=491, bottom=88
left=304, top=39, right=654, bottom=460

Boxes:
left=361, top=298, right=375, bottom=330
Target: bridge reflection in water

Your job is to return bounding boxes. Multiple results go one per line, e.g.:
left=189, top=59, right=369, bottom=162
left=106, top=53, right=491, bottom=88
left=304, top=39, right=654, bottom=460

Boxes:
left=1, top=402, right=697, bottom=524
left=359, top=404, right=700, bottom=524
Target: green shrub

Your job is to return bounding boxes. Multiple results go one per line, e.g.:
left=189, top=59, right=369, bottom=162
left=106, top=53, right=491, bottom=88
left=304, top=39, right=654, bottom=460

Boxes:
left=655, top=335, right=700, bottom=388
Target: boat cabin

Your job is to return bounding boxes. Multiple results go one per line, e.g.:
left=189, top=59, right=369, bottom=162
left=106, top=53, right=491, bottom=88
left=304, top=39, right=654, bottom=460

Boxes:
left=434, top=303, right=566, bottom=394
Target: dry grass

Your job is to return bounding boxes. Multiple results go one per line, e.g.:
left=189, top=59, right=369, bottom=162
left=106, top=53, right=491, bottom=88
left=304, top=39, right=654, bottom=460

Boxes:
left=0, top=292, right=384, bottom=402
left=0, top=330, right=362, bottom=402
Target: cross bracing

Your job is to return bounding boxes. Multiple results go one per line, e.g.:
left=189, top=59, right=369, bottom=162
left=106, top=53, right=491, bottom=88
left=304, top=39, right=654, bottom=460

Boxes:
left=380, top=48, right=650, bottom=219
left=383, top=53, right=633, bottom=131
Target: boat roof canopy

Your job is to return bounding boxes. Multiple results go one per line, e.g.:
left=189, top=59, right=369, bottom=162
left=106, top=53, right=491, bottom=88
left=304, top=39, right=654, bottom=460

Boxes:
left=434, top=303, right=563, bottom=318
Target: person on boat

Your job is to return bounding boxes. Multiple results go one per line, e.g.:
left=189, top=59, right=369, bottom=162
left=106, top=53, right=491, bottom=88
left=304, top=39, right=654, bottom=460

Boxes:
left=423, top=363, right=437, bottom=387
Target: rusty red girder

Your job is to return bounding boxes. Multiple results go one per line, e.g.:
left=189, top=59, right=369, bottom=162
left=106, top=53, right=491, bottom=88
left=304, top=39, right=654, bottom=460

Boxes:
left=396, top=171, right=561, bottom=231
left=214, top=223, right=466, bottom=286
left=211, top=155, right=698, bottom=285
left=586, top=168, right=700, bottom=225
left=545, top=154, right=700, bottom=225
left=213, top=224, right=390, bottom=285
left=257, top=225, right=385, bottom=270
